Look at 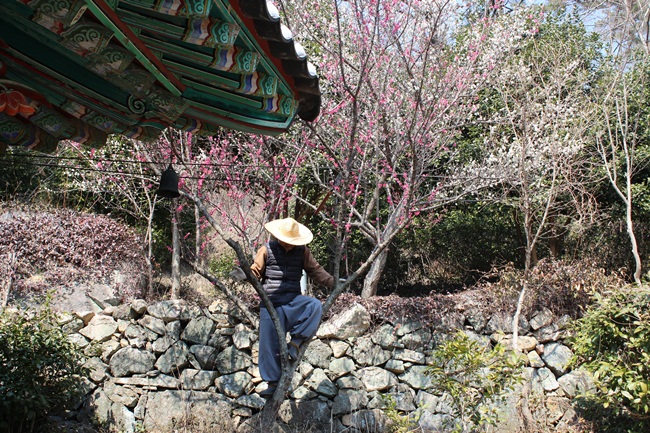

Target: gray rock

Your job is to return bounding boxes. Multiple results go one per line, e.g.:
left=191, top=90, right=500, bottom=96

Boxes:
left=181, top=316, right=216, bottom=345
left=542, top=342, right=573, bottom=375
left=399, top=365, right=432, bottom=390
left=290, top=386, right=318, bottom=400
left=68, top=333, right=89, bottom=349
left=110, top=347, right=155, bottom=377
left=214, top=371, right=252, bottom=397
left=232, top=324, right=255, bottom=349
left=112, top=304, right=137, bottom=321
left=138, top=315, right=167, bottom=336
left=529, top=308, right=554, bottom=330
left=84, top=357, right=109, bottom=383
left=558, top=369, right=595, bottom=398
left=62, top=318, right=85, bottom=334
left=113, top=375, right=180, bottom=389
left=358, top=366, right=398, bottom=391
left=124, top=323, right=157, bottom=346
left=155, top=341, right=190, bottom=374
left=143, top=390, right=233, bottom=432
left=180, top=369, right=218, bottom=391
left=166, top=320, right=182, bottom=340
left=535, top=367, right=559, bottom=392
left=305, top=339, right=334, bottom=369
left=336, top=375, right=365, bottom=390
left=207, top=333, right=231, bottom=350
left=556, top=407, right=578, bottom=431
left=341, top=409, right=390, bottom=432
left=151, top=335, right=175, bottom=354
left=329, top=357, right=356, bottom=378
left=236, top=394, right=266, bottom=410
left=84, top=389, right=135, bottom=433
left=393, top=348, right=426, bottom=364
left=494, top=335, right=538, bottom=352
left=545, top=396, right=571, bottom=424
left=215, top=346, right=251, bottom=374
left=395, top=320, right=423, bottom=336
left=465, top=310, right=488, bottom=333
left=105, top=383, right=139, bottom=408
left=371, top=324, right=399, bottom=348
left=385, top=359, right=405, bottom=374
left=130, top=299, right=148, bottom=315
left=534, top=315, right=572, bottom=343
left=485, top=312, right=530, bottom=334
left=305, top=368, right=338, bottom=397
left=419, top=411, right=453, bottom=433
left=134, top=394, right=147, bottom=420
left=189, top=344, right=218, bottom=369
left=415, top=390, right=440, bottom=413
left=147, top=300, right=185, bottom=322
left=100, top=339, right=120, bottom=363
left=278, top=400, right=331, bottom=426
left=332, top=389, right=369, bottom=415
left=317, top=303, right=371, bottom=339
left=79, top=315, right=118, bottom=342
left=389, top=383, right=416, bottom=411
left=330, top=340, right=350, bottom=358
left=351, top=336, right=391, bottom=366
left=527, top=350, right=545, bottom=368
left=400, top=327, right=433, bottom=351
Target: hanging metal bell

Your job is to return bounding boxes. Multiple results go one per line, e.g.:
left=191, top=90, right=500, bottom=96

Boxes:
left=156, top=164, right=180, bottom=198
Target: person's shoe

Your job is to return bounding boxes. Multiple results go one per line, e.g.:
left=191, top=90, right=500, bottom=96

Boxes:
left=259, top=382, right=277, bottom=397
left=288, top=340, right=300, bottom=362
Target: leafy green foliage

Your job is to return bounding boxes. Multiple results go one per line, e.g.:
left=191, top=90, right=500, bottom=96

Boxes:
left=381, top=394, right=421, bottom=433
left=570, top=288, right=650, bottom=432
left=426, top=331, right=525, bottom=433
left=386, top=204, right=521, bottom=293
left=0, top=303, right=87, bottom=433
left=208, top=252, right=237, bottom=279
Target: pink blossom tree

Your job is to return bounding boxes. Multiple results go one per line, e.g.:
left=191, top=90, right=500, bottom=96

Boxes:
left=277, top=0, right=513, bottom=298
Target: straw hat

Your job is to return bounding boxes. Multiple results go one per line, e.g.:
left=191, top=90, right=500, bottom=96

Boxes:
left=264, top=217, right=313, bottom=246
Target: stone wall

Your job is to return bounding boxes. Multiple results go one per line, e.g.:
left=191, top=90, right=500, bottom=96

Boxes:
left=59, top=297, right=594, bottom=432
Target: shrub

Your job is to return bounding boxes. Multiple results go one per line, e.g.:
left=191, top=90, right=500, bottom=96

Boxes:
left=0, top=303, right=87, bottom=433
left=0, top=208, right=147, bottom=299
left=570, top=288, right=650, bottom=433
left=426, top=330, right=526, bottom=433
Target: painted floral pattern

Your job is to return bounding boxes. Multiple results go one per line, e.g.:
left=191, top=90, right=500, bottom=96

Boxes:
left=0, top=89, right=36, bottom=116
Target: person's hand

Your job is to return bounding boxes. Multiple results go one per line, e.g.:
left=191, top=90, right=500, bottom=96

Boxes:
left=229, top=267, right=246, bottom=282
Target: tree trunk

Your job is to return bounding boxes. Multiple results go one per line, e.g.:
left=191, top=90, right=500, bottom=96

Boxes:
left=361, top=247, right=388, bottom=298
left=626, top=198, right=643, bottom=284
left=195, top=204, right=201, bottom=261
left=171, top=202, right=181, bottom=299
left=1, top=252, right=15, bottom=309
left=548, top=214, right=563, bottom=259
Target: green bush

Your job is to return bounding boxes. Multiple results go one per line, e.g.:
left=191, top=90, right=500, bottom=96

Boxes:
left=0, top=304, right=87, bottom=433
left=570, top=288, right=650, bottom=432
left=426, top=330, right=525, bottom=433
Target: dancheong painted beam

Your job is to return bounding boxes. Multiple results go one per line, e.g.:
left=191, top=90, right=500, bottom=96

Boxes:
left=0, top=0, right=321, bottom=153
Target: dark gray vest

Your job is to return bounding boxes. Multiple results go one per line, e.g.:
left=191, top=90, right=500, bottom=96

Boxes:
left=262, top=241, right=304, bottom=307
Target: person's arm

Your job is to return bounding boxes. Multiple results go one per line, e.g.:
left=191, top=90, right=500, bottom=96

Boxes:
left=250, top=245, right=268, bottom=280
left=303, top=247, right=334, bottom=288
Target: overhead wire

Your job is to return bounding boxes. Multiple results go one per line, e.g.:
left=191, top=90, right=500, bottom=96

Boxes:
left=0, top=151, right=503, bottom=181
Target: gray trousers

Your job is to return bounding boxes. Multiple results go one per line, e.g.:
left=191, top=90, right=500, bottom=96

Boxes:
left=258, top=295, right=323, bottom=382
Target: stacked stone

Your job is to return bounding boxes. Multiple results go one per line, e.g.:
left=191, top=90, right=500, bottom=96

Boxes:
left=57, top=298, right=594, bottom=433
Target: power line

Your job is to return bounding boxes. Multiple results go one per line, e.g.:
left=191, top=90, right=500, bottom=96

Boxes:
left=1, top=149, right=506, bottom=182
